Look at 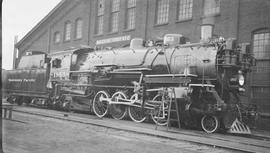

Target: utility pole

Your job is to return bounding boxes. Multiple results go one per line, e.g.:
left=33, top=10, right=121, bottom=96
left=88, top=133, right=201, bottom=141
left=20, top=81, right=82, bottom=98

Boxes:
left=13, top=35, right=18, bottom=69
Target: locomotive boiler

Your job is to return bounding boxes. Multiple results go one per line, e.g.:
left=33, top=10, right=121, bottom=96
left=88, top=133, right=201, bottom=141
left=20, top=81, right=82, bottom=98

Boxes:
left=3, top=34, right=256, bottom=134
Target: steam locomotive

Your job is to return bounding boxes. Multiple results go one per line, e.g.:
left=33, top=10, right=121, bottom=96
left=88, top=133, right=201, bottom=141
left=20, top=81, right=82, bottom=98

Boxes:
left=3, top=34, right=256, bottom=134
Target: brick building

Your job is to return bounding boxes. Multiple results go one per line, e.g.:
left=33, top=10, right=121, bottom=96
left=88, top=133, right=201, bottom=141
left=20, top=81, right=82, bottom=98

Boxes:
left=15, top=0, right=270, bottom=127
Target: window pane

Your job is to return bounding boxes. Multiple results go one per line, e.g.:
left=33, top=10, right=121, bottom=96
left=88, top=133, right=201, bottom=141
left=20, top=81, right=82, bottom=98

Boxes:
left=111, top=12, right=119, bottom=32
left=156, top=0, right=169, bottom=24
left=265, top=33, right=270, bottom=39
left=112, top=0, right=120, bottom=12
left=254, top=40, right=259, bottom=46
left=96, top=0, right=104, bottom=34
left=64, top=22, right=71, bottom=41
left=254, top=34, right=259, bottom=40
left=110, top=0, right=120, bottom=32
left=201, top=25, right=213, bottom=40
left=128, top=0, right=136, bottom=8
left=253, top=32, right=270, bottom=59
left=126, top=0, right=136, bottom=29
left=265, top=39, right=270, bottom=46
left=259, top=40, right=264, bottom=46
left=259, top=34, right=264, bottom=39
left=97, top=0, right=104, bottom=15
left=75, top=19, right=83, bottom=39
left=127, top=7, right=136, bottom=29
left=253, top=46, right=258, bottom=52
left=97, top=16, right=103, bottom=34
left=178, top=0, right=193, bottom=21
left=54, top=32, right=60, bottom=43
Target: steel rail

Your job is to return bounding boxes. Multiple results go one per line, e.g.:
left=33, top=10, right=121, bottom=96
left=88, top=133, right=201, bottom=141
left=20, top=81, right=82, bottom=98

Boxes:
left=11, top=106, right=270, bottom=153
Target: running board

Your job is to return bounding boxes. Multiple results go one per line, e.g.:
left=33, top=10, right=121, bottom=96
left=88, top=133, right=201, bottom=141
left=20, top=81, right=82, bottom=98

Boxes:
left=227, top=118, right=251, bottom=134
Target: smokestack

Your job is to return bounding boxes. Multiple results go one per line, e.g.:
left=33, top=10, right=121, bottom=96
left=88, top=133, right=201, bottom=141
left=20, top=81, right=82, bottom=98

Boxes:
left=13, top=35, right=18, bottom=69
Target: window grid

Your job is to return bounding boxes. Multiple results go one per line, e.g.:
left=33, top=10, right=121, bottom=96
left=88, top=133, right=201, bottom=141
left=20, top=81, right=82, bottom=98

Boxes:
left=96, top=0, right=104, bottom=34
left=64, top=22, right=71, bottom=41
left=251, top=61, right=270, bottom=73
left=204, top=0, right=220, bottom=16
left=54, top=32, right=61, bottom=43
left=75, top=19, right=83, bottom=39
left=111, top=12, right=119, bottom=32
left=112, top=0, right=120, bottom=12
left=178, top=0, right=193, bottom=21
left=156, top=0, right=169, bottom=25
left=97, top=16, right=104, bottom=35
left=253, top=32, right=270, bottom=59
left=126, top=0, right=136, bottom=29
left=252, top=87, right=270, bottom=98
left=254, top=66, right=270, bottom=73
left=201, top=25, right=213, bottom=40
left=110, top=0, right=120, bottom=32
left=128, top=0, right=136, bottom=7
left=97, top=0, right=104, bottom=16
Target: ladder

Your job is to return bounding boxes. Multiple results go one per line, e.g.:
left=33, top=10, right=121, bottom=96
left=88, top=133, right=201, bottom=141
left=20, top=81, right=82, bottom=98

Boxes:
left=154, top=88, right=181, bottom=130
left=166, top=88, right=181, bottom=130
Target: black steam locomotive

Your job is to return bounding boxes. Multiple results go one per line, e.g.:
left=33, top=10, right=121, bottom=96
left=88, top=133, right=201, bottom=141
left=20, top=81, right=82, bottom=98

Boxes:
left=3, top=34, right=256, bottom=134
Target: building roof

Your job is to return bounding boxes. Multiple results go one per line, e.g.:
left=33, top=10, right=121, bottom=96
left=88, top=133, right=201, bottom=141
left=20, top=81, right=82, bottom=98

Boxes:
left=16, top=0, right=67, bottom=47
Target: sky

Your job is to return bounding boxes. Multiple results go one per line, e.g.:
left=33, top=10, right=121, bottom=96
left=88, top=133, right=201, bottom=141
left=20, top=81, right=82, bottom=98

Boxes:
left=2, top=0, right=62, bottom=70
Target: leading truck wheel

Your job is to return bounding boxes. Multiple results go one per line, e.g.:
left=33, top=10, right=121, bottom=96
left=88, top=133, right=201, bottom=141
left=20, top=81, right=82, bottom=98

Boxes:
left=201, top=115, right=220, bottom=133
left=128, top=94, right=147, bottom=123
left=93, top=91, right=110, bottom=118
left=110, top=91, right=128, bottom=120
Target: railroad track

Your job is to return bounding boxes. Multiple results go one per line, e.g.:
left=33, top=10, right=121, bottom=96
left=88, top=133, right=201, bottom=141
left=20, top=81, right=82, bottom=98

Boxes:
left=11, top=106, right=270, bottom=153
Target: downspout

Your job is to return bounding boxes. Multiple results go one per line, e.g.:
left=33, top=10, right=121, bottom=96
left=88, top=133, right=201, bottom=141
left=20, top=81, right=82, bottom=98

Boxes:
left=13, top=35, right=18, bottom=69
left=144, top=0, right=149, bottom=40
left=48, top=25, right=52, bottom=54
left=236, top=0, right=240, bottom=41
left=87, top=0, right=92, bottom=46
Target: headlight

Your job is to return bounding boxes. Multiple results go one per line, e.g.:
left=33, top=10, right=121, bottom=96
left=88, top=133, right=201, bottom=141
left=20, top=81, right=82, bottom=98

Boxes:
left=238, top=75, right=245, bottom=86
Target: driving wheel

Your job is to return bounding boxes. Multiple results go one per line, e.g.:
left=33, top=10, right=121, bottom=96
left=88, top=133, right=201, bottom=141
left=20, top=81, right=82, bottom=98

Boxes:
left=110, top=91, right=128, bottom=120
left=128, top=94, right=147, bottom=123
left=93, top=91, right=110, bottom=118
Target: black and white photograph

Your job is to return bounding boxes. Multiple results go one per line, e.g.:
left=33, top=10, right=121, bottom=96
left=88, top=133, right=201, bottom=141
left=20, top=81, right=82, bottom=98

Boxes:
left=1, top=0, right=270, bottom=152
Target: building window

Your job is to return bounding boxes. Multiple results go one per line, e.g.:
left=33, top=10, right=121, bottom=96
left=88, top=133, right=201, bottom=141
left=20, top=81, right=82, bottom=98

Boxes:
left=253, top=29, right=270, bottom=59
left=54, top=32, right=61, bottom=43
left=96, top=0, right=104, bottom=34
left=203, top=0, right=220, bottom=16
left=178, top=0, right=193, bottom=21
left=156, top=0, right=169, bottom=25
left=75, top=18, right=83, bottom=39
left=201, top=24, right=213, bottom=40
left=97, top=16, right=104, bottom=35
left=110, top=0, right=120, bottom=32
left=126, top=0, right=136, bottom=30
left=64, top=21, right=72, bottom=41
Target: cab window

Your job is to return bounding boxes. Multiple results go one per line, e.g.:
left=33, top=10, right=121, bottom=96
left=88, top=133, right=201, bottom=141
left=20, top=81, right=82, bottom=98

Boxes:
left=17, top=54, right=46, bottom=69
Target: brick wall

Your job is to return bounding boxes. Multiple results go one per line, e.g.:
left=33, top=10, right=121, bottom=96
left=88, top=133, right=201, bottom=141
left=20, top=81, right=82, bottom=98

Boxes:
left=237, top=0, right=270, bottom=117
left=16, top=0, right=270, bottom=123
